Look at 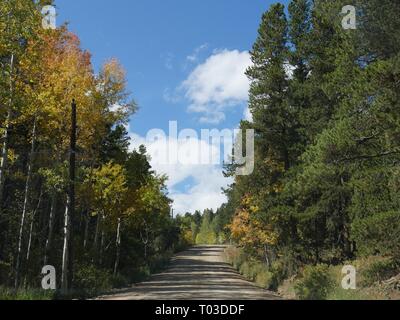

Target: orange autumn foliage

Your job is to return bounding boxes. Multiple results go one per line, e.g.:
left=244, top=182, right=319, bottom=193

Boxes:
left=229, top=195, right=278, bottom=248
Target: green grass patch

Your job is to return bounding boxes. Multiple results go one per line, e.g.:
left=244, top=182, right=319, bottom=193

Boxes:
left=0, top=286, right=55, bottom=300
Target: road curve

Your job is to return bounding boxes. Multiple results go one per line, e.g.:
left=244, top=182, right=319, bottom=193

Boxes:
left=98, top=245, right=282, bottom=300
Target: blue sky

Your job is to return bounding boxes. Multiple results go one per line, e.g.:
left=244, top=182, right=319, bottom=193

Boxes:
left=55, top=0, right=288, bottom=214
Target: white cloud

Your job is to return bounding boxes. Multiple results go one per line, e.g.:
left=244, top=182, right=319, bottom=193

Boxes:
left=181, top=49, right=252, bottom=124
left=170, top=166, right=229, bottom=214
left=163, top=87, right=181, bottom=104
left=109, top=103, right=122, bottom=113
left=243, top=105, right=253, bottom=122
left=128, top=129, right=232, bottom=214
left=186, top=43, right=208, bottom=63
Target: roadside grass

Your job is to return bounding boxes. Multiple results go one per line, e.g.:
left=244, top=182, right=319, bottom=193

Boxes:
left=224, top=246, right=399, bottom=300
left=0, top=286, right=55, bottom=300
left=223, top=246, right=276, bottom=290
left=283, top=256, right=398, bottom=300
left=0, top=248, right=180, bottom=300
left=72, top=249, right=176, bottom=299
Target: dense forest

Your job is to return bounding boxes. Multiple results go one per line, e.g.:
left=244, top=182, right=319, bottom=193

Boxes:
left=0, top=0, right=190, bottom=298
left=186, top=0, right=400, bottom=299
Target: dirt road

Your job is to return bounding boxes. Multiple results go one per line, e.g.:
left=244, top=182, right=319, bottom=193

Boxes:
left=98, top=245, right=281, bottom=300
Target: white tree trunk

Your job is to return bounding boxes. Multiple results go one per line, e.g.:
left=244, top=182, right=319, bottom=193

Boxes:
left=14, top=116, right=36, bottom=288
left=99, top=213, right=105, bottom=265
left=44, top=194, right=57, bottom=265
left=0, top=54, right=14, bottom=210
left=61, top=200, right=71, bottom=293
left=0, top=109, right=11, bottom=207
left=83, top=211, right=89, bottom=249
left=26, top=189, right=43, bottom=261
left=140, top=219, right=150, bottom=261
left=113, top=218, right=122, bottom=276
left=93, top=214, right=100, bottom=250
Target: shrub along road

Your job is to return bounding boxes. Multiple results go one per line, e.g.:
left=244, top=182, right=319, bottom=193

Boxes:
left=98, top=245, right=282, bottom=300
